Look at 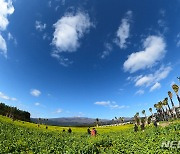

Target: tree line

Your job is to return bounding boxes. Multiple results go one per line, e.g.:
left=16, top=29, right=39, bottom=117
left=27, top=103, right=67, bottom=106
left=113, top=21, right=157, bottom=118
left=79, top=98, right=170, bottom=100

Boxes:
left=0, top=103, right=30, bottom=122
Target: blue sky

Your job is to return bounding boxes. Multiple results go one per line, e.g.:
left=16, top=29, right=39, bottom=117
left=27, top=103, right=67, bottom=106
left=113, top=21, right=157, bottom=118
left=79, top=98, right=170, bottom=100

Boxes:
left=0, top=0, right=180, bottom=119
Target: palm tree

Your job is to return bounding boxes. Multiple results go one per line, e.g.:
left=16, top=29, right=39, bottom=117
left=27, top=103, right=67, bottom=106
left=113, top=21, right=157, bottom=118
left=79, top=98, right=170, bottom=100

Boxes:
left=154, top=103, right=165, bottom=121
left=115, top=117, right=118, bottom=124
left=163, top=98, right=171, bottom=112
left=134, top=112, right=140, bottom=126
left=111, top=118, right=115, bottom=124
left=172, top=84, right=180, bottom=106
left=142, top=110, right=146, bottom=117
left=136, top=112, right=139, bottom=117
left=163, top=97, right=173, bottom=118
left=159, top=101, right=166, bottom=121
left=149, top=108, right=153, bottom=116
left=95, top=118, right=99, bottom=127
left=122, top=117, right=124, bottom=123
left=154, top=104, right=158, bottom=110
left=168, top=91, right=175, bottom=107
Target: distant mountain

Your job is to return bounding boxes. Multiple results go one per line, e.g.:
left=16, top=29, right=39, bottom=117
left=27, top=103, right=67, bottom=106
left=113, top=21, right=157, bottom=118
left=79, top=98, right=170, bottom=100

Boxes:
left=31, top=117, right=133, bottom=127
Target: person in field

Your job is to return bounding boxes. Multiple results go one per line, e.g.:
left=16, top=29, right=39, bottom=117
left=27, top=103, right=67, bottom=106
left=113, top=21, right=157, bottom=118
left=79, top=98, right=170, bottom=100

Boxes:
left=141, top=122, right=145, bottom=132
left=68, top=128, right=72, bottom=133
left=153, top=120, right=158, bottom=128
left=91, top=128, right=97, bottom=136
left=134, top=124, right=138, bottom=132
left=87, top=127, right=91, bottom=135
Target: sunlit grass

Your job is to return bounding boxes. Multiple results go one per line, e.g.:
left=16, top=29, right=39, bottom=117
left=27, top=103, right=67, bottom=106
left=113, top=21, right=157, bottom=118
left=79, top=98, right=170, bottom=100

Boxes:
left=0, top=115, right=179, bottom=153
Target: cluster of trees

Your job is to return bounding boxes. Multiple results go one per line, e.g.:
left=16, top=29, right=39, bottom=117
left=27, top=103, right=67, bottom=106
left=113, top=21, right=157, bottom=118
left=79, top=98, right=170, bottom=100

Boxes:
left=112, top=117, right=125, bottom=124
left=0, top=103, right=30, bottom=122
left=134, top=81, right=180, bottom=126
left=95, top=117, right=126, bottom=127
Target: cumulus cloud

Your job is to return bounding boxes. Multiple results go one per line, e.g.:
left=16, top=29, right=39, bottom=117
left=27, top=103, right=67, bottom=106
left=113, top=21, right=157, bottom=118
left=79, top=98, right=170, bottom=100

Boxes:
left=150, top=82, right=161, bottom=92
left=0, top=91, right=17, bottom=101
left=30, top=89, right=41, bottom=97
left=35, top=21, right=46, bottom=31
left=94, top=101, right=127, bottom=109
left=0, top=34, right=7, bottom=57
left=101, top=43, right=113, bottom=59
left=0, top=0, right=14, bottom=31
left=134, top=66, right=171, bottom=88
left=0, top=0, right=14, bottom=57
left=123, top=35, right=166, bottom=73
left=114, top=10, right=132, bottom=49
left=52, top=12, right=92, bottom=53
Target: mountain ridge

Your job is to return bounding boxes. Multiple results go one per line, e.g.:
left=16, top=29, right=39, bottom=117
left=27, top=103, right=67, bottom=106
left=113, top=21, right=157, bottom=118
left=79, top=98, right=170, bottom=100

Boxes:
left=31, top=117, right=133, bottom=127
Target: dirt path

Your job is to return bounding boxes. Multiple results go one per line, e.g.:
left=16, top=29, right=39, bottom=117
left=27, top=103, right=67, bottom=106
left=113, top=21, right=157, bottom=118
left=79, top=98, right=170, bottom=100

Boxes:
left=159, top=122, right=172, bottom=127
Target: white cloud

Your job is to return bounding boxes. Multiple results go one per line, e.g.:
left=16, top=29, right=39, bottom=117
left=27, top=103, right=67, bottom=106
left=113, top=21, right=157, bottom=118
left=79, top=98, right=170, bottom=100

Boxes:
left=61, top=0, right=65, bottom=5
left=52, top=12, right=92, bottom=53
left=150, top=82, right=161, bottom=92
left=114, top=10, right=132, bottom=49
left=74, top=112, right=85, bottom=117
left=0, top=0, right=14, bottom=58
left=158, top=19, right=165, bottom=28
left=55, top=108, right=62, bottom=113
left=0, top=92, right=9, bottom=100
left=7, top=32, right=13, bottom=40
left=177, top=33, right=180, bottom=47
left=48, top=1, right=51, bottom=7
left=42, top=33, right=50, bottom=40
left=0, top=91, right=17, bottom=101
left=35, top=102, right=40, bottom=106
left=55, top=6, right=60, bottom=11
left=170, top=81, right=175, bottom=86
left=51, top=53, right=73, bottom=67
left=157, top=19, right=168, bottom=33
left=30, top=89, right=41, bottom=97
left=101, top=43, right=113, bottom=59
left=123, top=35, right=166, bottom=73
left=35, top=21, right=46, bottom=31
left=95, top=101, right=110, bottom=106
left=0, top=34, right=7, bottom=57
left=94, top=101, right=127, bottom=109
left=11, top=97, right=17, bottom=101
left=7, top=32, right=17, bottom=45
left=159, top=9, right=165, bottom=17
left=177, top=40, right=180, bottom=47
left=0, top=0, right=14, bottom=31
left=135, top=66, right=171, bottom=87
left=135, top=90, right=144, bottom=95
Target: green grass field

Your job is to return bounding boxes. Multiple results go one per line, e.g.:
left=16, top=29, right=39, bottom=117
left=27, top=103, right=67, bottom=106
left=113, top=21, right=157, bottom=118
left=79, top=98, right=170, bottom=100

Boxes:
left=0, top=115, right=179, bottom=153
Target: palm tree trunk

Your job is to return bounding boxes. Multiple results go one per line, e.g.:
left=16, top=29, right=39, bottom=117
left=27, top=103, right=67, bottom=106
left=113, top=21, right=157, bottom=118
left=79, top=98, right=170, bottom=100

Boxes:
left=161, top=108, right=166, bottom=121
left=167, top=104, right=171, bottom=112
left=167, top=104, right=173, bottom=117
left=170, top=98, right=174, bottom=107
left=177, top=94, right=180, bottom=107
